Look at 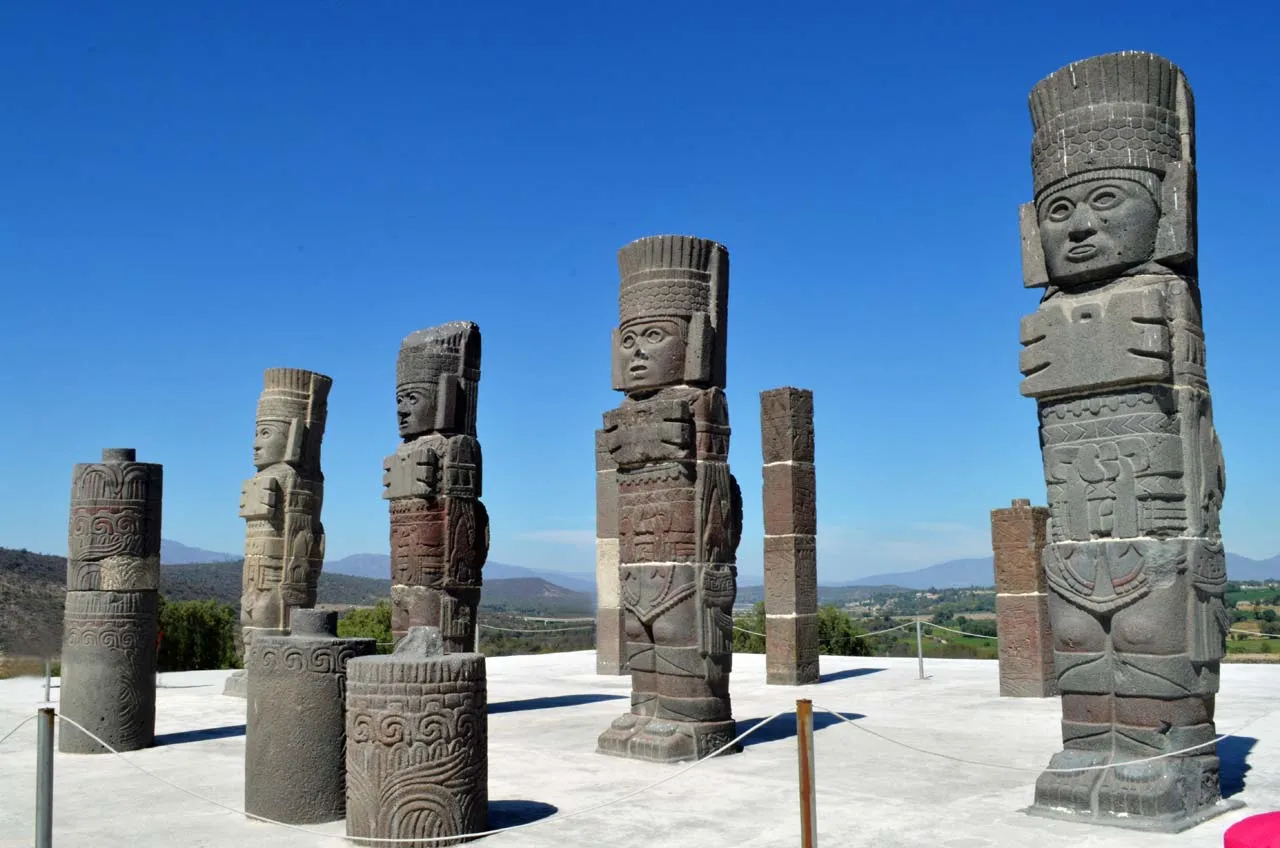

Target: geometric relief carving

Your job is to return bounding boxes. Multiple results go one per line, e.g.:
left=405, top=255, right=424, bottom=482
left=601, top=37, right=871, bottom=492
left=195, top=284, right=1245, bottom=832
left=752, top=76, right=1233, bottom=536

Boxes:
left=346, top=631, right=487, bottom=846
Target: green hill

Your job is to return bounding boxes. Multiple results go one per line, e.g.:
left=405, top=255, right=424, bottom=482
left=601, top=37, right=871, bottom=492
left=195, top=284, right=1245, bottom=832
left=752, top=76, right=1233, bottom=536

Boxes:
left=0, top=547, right=593, bottom=660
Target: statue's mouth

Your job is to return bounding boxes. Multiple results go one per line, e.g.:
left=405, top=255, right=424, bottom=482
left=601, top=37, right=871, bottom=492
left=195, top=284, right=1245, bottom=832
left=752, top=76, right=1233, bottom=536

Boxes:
left=1066, top=244, right=1099, bottom=262
left=629, top=363, right=648, bottom=375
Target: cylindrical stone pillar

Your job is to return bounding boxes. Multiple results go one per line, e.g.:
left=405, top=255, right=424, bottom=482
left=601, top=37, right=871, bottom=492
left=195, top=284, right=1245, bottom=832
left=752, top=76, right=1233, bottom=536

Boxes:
left=991, top=499, right=1056, bottom=697
left=245, top=609, right=375, bottom=824
left=346, top=626, right=488, bottom=846
left=59, top=448, right=162, bottom=754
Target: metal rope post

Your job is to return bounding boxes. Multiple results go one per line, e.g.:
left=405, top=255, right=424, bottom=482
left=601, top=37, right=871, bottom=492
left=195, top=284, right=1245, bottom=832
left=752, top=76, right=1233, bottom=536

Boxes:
left=916, top=619, right=924, bottom=680
left=35, top=704, right=54, bottom=848
left=43, top=658, right=51, bottom=702
left=796, top=699, right=817, bottom=848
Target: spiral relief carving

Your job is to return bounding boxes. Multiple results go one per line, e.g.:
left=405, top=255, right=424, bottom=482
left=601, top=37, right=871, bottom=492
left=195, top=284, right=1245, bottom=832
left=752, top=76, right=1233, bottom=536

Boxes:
left=345, top=635, right=487, bottom=845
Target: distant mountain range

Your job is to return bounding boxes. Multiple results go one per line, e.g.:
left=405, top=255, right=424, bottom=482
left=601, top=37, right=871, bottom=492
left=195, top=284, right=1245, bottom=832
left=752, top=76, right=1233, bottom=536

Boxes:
left=159, top=539, right=1280, bottom=595
left=324, top=552, right=597, bottom=596
left=824, top=552, right=1280, bottom=591
left=158, top=540, right=596, bottom=596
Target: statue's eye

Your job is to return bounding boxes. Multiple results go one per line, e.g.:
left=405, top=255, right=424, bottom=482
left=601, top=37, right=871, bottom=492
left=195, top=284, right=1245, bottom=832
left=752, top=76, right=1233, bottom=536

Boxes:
left=1046, top=199, right=1074, bottom=222
left=644, top=327, right=666, bottom=343
left=1089, top=188, right=1121, bottom=210
left=621, top=333, right=636, bottom=349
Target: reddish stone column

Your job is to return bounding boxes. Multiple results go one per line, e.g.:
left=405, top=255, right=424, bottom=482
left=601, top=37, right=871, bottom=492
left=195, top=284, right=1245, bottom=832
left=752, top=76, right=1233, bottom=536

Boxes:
left=761, top=387, right=819, bottom=686
left=991, top=498, right=1055, bottom=697
left=595, top=428, right=625, bottom=675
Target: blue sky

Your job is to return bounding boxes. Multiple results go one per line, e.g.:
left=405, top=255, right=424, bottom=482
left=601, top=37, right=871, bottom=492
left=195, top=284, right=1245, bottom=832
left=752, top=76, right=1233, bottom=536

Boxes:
left=2, top=2, right=1277, bottom=583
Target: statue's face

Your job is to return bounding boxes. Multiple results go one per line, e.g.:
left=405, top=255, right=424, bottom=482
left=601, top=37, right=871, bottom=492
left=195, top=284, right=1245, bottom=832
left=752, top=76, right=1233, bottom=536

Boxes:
left=253, top=420, right=290, bottom=468
left=618, top=318, right=686, bottom=391
left=397, top=386, right=438, bottom=438
left=1039, top=177, right=1161, bottom=285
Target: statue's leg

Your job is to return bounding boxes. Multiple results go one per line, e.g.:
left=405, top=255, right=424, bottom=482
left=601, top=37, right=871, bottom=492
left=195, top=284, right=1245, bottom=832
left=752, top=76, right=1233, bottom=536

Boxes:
left=598, top=566, right=656, bottom=755
left=1098, top=567, right=1222, bottom=819
left=1035, top=584, right=1111, bottom=811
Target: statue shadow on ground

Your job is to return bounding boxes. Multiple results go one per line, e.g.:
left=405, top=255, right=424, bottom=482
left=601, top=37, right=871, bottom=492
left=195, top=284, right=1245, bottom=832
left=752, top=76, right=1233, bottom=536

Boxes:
left=1218, top=735, right=1257, bottom=798
left=818, top=667, right=887, bottom=684
left=736, top=710, right=864, bottom=748
left=153, top=724, right=246, bottom=746
left=488, top=800, right=558, bottom=828
left=489, top=693, right=626, bottom=715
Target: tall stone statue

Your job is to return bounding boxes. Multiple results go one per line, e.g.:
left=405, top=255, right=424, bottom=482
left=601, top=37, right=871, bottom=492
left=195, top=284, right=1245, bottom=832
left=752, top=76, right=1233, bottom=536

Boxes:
left=383, top=322, right=488, bottom=651
left=597, top=234, right=742, bottom=763
left=239, top=368, right=332, bottom=650
left=1018, top=52, right=1234, bottom=830
left=60, top=448, right=163, bottom=753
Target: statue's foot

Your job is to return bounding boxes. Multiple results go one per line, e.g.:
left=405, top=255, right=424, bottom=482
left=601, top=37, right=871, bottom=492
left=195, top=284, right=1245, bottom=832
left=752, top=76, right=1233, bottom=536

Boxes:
left=1095, top=754, right=1223, bottom=824
left=1033, top=749, right=1108, bottom=814
left=597, top=713, right=647, bottom=757
left=627, top=718, right=741, bottom=763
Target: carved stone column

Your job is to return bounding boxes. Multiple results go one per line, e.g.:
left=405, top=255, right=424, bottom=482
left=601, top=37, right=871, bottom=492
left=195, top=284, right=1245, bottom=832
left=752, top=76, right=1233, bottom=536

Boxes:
left=1018, top=51, right=1236, bottom=830
left=991, top=499, right=1055, bottom=697
left=761, top=387, right=819, bottom=685
left=596, top=235, right=742, bottom=763
left=245, top=610, right=375, bottom=824
left=59, top=448, right=162, bottom=754
left=345, top=627, right=487, bottom=846
left=384, top=323, right=488, bottom=652
left=594, top=428, right=625, bottom=674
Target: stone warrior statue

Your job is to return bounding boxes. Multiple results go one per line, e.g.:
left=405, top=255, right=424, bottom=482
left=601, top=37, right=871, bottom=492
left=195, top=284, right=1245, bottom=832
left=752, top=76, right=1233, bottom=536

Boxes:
left=383, top=322, right=488, bottom=652
left=597, top=235, right=742, bottom=763
left=239, top=367, right=332, bottom=648
left=1018, top=52, right=1234, bottom=830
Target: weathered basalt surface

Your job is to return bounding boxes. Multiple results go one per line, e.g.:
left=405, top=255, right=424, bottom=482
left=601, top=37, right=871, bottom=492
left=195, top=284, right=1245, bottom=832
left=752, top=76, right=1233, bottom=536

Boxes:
left=245, top=609, right=374, bottom=824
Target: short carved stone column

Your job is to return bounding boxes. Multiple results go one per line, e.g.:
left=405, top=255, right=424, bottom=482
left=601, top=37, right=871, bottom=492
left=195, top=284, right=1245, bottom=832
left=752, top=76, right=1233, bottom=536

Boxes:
left=594, top=428, right=625, bottom=674
left=245, top=610, right=374, bottom=824
left=761, top=388, right=820, bottom=685
left=991, top=499, right=1055, bottom=697
left=346, top=627, right=487, bottom=846
left=59, top=448, right=162, bottom=754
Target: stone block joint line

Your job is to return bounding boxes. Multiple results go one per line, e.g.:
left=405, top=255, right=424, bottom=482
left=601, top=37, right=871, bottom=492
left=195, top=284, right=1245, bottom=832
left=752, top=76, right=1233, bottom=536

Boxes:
left=51, top=707, right=787, bottom=844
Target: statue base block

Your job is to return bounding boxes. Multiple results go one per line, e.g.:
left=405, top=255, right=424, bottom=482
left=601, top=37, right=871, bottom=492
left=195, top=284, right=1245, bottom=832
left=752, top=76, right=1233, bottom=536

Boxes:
left=1027, top=752, right=1244, bottom=832
left=222, top=670, right=246, bottom=698
left=597, top=713, right=740, bottom=763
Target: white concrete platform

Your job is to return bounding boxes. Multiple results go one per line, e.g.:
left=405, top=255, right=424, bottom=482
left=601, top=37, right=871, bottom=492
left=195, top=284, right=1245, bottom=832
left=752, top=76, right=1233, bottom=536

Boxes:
left=1, top=652, right=1276, bottom=847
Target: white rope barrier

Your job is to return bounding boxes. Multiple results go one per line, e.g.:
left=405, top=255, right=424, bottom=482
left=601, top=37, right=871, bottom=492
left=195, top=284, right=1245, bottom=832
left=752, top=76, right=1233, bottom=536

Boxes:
left=816, top=704, right=1276, bottom=774
left=921, top=622, right=999, bottom=640
left=1228, top=627, right=1280, bottom=639
left=0, top=714, right=35, bottom=746
left=54, top=707, right=787, bottom=844
left=733, top=620, right=920, bottom=641
left=477, top=624, right=595, bottom=634
left=732, top=625, right=766, bottom=638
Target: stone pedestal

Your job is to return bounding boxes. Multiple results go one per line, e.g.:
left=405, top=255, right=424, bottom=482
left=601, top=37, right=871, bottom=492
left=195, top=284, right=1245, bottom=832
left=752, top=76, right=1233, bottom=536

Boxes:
left=59, top=448, right=162, bottom=754
left=991, top=499, right=1055, bottom=697
left=346, top=627, right=487, bottom=846
left=594, top=429, right=626, bottom=675
left=761, top=387, right=820, bottom=686
left=245, top=610, right=374, bottom=824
